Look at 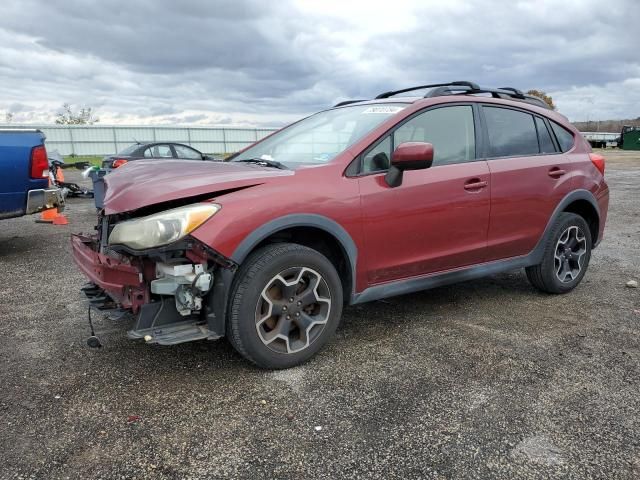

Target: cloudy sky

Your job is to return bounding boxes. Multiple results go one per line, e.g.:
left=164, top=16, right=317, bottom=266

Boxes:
left=0, top=0, right=638, bottom=127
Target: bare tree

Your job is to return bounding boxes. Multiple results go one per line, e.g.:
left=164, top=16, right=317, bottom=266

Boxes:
left=526, top=90, right=556, bottom=110
left=55, top=103, right=99, bottom=125
left=5, top=112, right=13, bottom=124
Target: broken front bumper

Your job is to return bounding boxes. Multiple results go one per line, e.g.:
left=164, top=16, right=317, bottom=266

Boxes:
left=71, top=233, right=233, bottom=345
left=71, top=233, right=149, bottom=312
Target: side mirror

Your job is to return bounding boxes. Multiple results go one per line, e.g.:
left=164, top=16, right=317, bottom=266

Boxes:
left=385, top=142, right=434, bottom=187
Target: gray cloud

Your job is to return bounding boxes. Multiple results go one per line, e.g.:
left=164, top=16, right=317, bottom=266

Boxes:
left=0, top=0, right=638, bottom=125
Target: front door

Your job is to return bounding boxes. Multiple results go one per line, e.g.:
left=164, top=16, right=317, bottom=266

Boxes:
left=357, top=105, right=491, bottom=284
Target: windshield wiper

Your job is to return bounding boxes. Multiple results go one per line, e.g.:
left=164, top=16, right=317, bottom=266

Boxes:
left=236, top=158, right=289, bottom=170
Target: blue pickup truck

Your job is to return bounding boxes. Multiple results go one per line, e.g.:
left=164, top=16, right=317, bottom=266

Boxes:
left=0, top=129, right=64, bottom=220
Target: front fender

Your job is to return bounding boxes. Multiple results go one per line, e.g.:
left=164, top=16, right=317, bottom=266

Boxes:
left=204, top=213, right=359, bottom=337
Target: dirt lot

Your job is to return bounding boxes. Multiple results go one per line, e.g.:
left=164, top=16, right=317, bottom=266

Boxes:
left=1, top=151, right=638, bottom=479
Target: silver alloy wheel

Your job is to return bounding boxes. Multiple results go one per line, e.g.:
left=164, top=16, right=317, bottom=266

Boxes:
left=255, top=266, right=332, bottom=354
left=554, top=225, right=587, bottom=283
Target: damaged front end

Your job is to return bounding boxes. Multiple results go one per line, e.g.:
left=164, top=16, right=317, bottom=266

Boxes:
left=71, top=208, right=237, bottom=346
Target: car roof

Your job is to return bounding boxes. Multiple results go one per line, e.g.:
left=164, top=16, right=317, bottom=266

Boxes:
left=135, top=142, right=193, bottom=147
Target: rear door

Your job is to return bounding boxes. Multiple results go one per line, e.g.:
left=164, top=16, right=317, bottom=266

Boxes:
left=357, top=104, right=491, bottom=284
left=482, top=106, right=573, bottom=260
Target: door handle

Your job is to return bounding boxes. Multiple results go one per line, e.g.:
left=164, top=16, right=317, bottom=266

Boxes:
left=548, top=168, right=566, bottom=178
left=464, top=179, right=488, bottom=191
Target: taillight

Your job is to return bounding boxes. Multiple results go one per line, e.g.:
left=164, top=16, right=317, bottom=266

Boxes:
left=112, top=158, right=128, bottom=168
left=589, top=153, right=605, bottom=175
left=30, top=145, right=49, bottom=179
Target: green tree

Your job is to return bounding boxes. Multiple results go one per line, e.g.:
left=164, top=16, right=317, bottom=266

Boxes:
left=55, top=103, right=99, bottom=125
left=526, top=90, right=556, bottom=110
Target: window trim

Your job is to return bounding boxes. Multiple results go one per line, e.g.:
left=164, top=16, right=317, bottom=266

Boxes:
left=534, top=115, right=558, bottom=155
left=548, top=120, right=576, bottom=154
left=479, top=104, right=565, bottom=160
left=348, top=102, right=483, bottom=177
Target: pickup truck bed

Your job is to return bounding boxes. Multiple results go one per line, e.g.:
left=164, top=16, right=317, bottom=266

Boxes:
left=0, top=129, right=63, bottom=220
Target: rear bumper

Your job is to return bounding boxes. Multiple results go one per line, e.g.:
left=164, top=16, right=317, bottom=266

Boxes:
left=71, top=233, right=149, bottom=312
left=26, top=187, right=64, bottom=215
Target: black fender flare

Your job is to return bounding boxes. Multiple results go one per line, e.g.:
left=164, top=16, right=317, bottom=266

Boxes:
left=230, top=213, right=358, bottom=270
left=529, top=189, right=601, bottom=264
left=206, top=214, right=358, bottom=335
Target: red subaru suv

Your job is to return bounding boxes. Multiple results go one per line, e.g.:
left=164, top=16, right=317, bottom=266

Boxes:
left=72, top=81, right=609, bottom=369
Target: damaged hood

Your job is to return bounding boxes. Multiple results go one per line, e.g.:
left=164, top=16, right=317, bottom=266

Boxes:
left=103, top=160, right=292, bottom=214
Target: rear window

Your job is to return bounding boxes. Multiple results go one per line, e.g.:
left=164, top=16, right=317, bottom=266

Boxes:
left=117, top=144, right=139, bottom=155
left=550, top=121, right=575, bottom=152
left=484, top=107, right=539, bottom=157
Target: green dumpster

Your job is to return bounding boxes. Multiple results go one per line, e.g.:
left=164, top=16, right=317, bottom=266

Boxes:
left=621, top=128, right=640, bottom=150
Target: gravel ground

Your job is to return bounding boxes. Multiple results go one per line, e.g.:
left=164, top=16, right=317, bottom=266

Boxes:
left=1, top=151, right=638, bottom=479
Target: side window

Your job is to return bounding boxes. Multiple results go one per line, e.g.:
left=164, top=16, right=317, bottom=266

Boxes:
left=155, top=144, right=173, bottom=158
left=550, top=121, right=575, bottom=152
left=535, top=117, right=556, bottom=154
left=484, top=107, right=539, bottom=157
left=144, top=145, right=173, bottom=158
left=393, top=106, right=475, bottom=166
left=362, top=136, right=392, bottom=173
left=174, top=145, right=203, bottom=159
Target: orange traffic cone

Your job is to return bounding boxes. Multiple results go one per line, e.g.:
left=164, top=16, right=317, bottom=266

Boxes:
left=37, top=207, right=68, bottom=225
left=36, top=170, right=68, bottom=225
left=52, top=214, right=69, bottom=225
left=37, top=207, right=58, bottom=223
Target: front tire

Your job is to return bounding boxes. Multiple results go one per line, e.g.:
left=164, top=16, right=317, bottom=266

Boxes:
left=228, top=243, right=343, bottom=369
left=526, top=212, right=592, bottom=294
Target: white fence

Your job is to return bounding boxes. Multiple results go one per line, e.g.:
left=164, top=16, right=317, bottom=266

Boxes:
left=0, top=124, right=278, bottom=156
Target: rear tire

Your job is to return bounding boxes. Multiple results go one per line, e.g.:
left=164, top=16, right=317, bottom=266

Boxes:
left=526, top=212, right=592, bottom=294
left=227, top=243, right=343, bottom=369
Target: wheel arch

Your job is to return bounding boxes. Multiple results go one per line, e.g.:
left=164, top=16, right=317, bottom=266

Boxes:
left=531, top=189, right=601, bottom=265
left=230, top=214, right=357, bottom=296
left=561, top=198, right=600, bottom=245
left=206, top=214, right=358, bottom=337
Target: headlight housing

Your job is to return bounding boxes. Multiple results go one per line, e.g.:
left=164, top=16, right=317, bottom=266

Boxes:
left=108, top=203, right=220, bottom=250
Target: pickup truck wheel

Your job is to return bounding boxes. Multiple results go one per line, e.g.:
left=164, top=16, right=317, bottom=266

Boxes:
left=526, top=212, right=592, bottom=294
left=228, top=243, right=343, bottom=369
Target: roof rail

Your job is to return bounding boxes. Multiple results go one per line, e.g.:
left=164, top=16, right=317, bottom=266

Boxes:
left=375, top=81, right=480, bottom=99
left=334, top=82, right=552, bottom=110
left=498, top=87, right=525, bottom=97
left=422, top=84, right=551, bottom=109
left=333, top=99, right=367, bottom=107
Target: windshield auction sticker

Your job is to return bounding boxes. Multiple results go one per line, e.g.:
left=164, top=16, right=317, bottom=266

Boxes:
left=362, top=106, right=404, bottom=114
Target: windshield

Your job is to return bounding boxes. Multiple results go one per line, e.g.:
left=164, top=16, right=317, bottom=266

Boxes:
left=117, top=144, right=139, bottom=155
left=233, top=103, right=408, bottom=166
